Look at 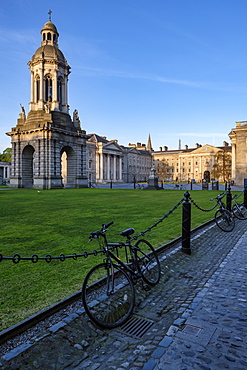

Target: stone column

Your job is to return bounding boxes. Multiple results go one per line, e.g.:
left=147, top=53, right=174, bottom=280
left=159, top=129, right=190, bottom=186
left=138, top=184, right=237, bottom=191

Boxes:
left=113, top=155, right=117, bottom=181
left=200, top=156, right=202, bottom=178
left=107, top=154, right=110, bottom=180
left=53, top=70, right=58, bottom=110
left=100, top=153, right=104, bottom=182
left=119, top=156, right=122, bottom=181
left=231, top=143, right=236, bottom=180
left=30, top=71, right=34, bottom=104
left=40, top=68, right=44, bottom=110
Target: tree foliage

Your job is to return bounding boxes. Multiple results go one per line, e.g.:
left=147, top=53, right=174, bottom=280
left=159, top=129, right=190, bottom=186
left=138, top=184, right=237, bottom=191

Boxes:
left=211, top=150, right=231, bottom=181
left=154, top=159, right=169, bottom=181
left=0, top=148, right=12, bottom=162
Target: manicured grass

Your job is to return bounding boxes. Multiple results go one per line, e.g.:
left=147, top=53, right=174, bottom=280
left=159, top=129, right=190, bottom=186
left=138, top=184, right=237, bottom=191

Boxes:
left=0, top=188, right=242, bottom=330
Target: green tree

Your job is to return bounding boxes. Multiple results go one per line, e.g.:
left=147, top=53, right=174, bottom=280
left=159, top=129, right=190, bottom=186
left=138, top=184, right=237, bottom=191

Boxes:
left=211, top=150, right=231, bottom=181
left=0, top=148, right=12, bottom=162
left=154, top=159, right=168, bottom=181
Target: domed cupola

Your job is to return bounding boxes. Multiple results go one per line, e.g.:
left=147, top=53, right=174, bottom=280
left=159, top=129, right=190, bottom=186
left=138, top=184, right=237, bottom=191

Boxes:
left=41, top=21, right=59, bottom=47
left=28, top=11, right=70, bottom=114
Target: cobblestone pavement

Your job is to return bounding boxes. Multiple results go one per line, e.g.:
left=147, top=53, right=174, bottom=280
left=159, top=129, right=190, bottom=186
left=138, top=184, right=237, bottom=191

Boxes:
left=0, top=219, right=246, bottom=370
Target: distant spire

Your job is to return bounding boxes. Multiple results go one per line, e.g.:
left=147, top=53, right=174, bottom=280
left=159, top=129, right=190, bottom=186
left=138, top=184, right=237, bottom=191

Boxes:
left=178, top=139, right=181, bottom=150
left=48, top=9, right=52, bottom=21
left=147, top=134, right=153, bottom=151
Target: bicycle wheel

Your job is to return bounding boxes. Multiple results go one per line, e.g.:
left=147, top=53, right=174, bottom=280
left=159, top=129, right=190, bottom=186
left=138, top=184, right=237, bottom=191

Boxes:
left=134, top=239, right=161, bottom=286
left=215, top=209, right=235, bottom=232
left=82, top=262, right=135, bottom=329
left=232, top=203, right=247, bottom=220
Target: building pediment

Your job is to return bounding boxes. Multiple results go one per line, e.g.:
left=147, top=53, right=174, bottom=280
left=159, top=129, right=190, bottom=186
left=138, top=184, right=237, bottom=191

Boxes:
left=191, top=144, right=220, bottom=155
left=103, top=141, right=123, bottom=152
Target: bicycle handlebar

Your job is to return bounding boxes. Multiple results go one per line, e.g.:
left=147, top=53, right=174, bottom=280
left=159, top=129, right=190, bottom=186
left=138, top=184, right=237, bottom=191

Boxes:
left=89, top=221, right=114, bottom=241
left=210, top=192, right=225, bottom=201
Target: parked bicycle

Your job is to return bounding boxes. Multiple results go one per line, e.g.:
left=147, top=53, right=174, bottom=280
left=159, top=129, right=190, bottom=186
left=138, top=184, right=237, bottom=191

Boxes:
left=173, top=183, right=186, bottom=190
left=210, top=193, right=235, bottom=232
left=232, top=195, right=247, bottom=220
left=82, top=222, right=161, bottom=329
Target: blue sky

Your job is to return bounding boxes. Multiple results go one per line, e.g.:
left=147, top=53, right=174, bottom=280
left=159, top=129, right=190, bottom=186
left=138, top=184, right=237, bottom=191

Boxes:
left=1, top=0, right=247, bottom=154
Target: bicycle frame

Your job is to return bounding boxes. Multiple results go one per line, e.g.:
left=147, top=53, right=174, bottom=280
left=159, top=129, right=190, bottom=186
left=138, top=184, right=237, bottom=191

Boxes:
left=101, top=237, right=143, bottom=281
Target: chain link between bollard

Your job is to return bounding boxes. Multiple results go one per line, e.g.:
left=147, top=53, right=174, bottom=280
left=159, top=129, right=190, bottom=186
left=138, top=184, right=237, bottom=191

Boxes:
left=189, top=192, right=227, bottom=212
left=129, top=197, right=184, bottom=242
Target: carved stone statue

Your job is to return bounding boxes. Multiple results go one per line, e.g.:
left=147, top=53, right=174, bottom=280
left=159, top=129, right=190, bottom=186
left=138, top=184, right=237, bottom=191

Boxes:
left=20, top=104, right=26, bottom=119
left=73, top=109, right=81, bottom=128
left=44, top=103, right=50, bottom=113
left=73, top=109, right=79, bottom=122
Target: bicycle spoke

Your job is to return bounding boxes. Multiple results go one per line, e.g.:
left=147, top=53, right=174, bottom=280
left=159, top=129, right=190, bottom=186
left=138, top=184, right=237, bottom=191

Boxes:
left=232, top=203, right=247, bottom=220
left=134, top=239, right=161, bottom=286
left=215, top=209, right=235, bottom=232
left=82, top=263, right=135, bottom=328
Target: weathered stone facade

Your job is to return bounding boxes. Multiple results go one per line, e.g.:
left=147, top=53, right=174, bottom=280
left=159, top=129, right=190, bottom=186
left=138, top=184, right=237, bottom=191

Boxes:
left=229, top=121, right=247, bottom=185
left=6, top=19, right=88, bottom=189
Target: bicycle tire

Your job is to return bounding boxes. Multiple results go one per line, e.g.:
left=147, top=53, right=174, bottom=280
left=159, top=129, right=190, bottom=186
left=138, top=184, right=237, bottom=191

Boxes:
left=215, top=209, right=235, bottom=232
left=134, top=239, right=161, bottom=286
left=82, top=262, right=135, bottom=329
left=232, top=203, right=247, bottom=220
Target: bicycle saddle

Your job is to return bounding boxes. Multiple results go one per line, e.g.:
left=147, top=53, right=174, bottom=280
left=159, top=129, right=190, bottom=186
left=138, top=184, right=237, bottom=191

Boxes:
left=120, top=228, right=135, bottom=237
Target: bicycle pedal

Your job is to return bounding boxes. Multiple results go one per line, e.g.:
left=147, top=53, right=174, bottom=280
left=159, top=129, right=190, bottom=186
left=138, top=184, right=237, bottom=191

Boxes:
left=143, top=284, right=151, bottom=291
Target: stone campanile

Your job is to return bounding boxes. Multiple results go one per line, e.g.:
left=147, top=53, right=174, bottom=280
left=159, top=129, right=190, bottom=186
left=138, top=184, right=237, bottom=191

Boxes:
left=7, top=13, right=88, bottom=189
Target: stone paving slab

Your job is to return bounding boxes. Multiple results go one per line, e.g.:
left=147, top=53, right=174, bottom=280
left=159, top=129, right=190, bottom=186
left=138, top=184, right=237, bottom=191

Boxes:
left=150, top=230, right=247, bottom=370
left=0, top=220, right=246, bottom=370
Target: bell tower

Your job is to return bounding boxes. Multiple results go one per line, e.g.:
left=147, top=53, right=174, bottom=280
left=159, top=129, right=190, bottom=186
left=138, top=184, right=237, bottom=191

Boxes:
left=28, top=13, right=70, bottom=114
left=7, top=12, right=89, bottom=189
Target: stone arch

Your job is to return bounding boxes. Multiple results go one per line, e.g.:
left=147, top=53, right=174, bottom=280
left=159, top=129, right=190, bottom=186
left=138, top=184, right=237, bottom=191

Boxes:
left=61, top=146, right=76, bottom=188
left=22, top=145, right=35, bottom=188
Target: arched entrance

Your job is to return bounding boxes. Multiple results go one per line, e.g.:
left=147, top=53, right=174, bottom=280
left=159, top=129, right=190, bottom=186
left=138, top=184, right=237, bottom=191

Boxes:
left=61, top=146, right=76, bottom=188
left=204, top=170, right=210, bottom=182
left=22, top=145, right=35, bottom=188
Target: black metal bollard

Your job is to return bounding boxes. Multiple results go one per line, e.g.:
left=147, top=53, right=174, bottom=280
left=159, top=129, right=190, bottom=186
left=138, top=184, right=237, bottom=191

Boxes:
left=244, top=186, right=247, bottom=208
left=190, top=181, right=193, bottom=191
left=226, top=183, right=232, bottom=211
left=182, top=191, right=191, bottom=255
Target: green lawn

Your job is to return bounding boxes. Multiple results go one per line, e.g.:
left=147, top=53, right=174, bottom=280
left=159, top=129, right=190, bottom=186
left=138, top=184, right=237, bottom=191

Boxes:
left=0, top=188, right=242, bottom=330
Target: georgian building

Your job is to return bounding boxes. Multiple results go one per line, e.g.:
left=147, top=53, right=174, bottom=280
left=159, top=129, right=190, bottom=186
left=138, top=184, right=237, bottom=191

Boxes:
left=153, top=142, right=232, bottom=183
left=0, top=161, right=11, bottom=185
left=121, top=143, right=152, bottom=183
left=87, top=134, right=123, bottom=184
left=86, top=135, right=152, bottom=184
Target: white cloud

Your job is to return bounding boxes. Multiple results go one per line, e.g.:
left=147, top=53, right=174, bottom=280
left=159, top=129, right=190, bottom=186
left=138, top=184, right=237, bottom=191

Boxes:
left=73, top=65, right=247, bottom=92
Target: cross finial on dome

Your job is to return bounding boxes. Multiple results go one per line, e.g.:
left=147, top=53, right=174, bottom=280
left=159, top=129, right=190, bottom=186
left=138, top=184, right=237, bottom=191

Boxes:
left=48, top=10, right=52, bottom=21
